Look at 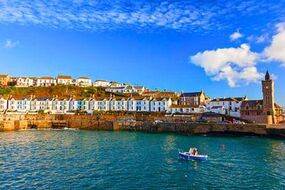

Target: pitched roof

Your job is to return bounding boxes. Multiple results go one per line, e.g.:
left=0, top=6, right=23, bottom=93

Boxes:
left=57, top=75, right=72, bottom=79
left=170, top=105, right=201, bottom=108
left=38, top=77, right=54, bottom=80
left=181, top=92, right=203, bottom=97
left=33, top=97, right=53, bottom=101
left=211, top=106, right=223, bottom=109
left=134, top=86, right=144, bottom=89
left=211, top=97, right=247, bottom=102
left=241, top=100, right=263, bottom=107
left=78, top=77, right=90, bottom=79
left=275, top=103, right=283, bottom=109
left=10, top=95, right=31, bottom=100
left=107, top=87, right=125, bottom=89
left=95, top=80, right=109, bottom=82
left=0, top=74, right=9, bottom=78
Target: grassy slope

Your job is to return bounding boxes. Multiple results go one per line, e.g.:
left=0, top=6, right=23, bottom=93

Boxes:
left=0, top=86, right=127, bottom=99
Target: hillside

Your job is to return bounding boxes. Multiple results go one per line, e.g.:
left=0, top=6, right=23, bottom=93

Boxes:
left=0, top=86, right=128, bottom=99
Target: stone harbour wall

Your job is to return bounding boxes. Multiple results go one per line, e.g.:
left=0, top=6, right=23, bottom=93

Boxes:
left=0, top=114, right=284, bottom=138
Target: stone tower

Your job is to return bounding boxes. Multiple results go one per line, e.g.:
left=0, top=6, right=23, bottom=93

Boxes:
left=262, top=71, right=276, bottom=124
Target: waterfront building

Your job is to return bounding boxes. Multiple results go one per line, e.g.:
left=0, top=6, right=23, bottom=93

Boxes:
left=93, top=80, right=111, bottom=87
left=167, top=105, right=205, bottom=114
left=0, top=98, right=8, bottom=112
left=206, top=97, right=247, bottom=117
left=76, top=77, right=92, bottom=87
left=16, top=77, right=35, bottom=87
left=30, top=97, right=53, bottom=112
left=7, top=96, right=31, bottom=113
left=240, top=71, right=283, bottom=124
left=150, top=98, right=172, bottom=112
left=36, top=77, right=56, bottom=87
left=95, top=98, right=110, bottom=111
left=51, top=97, right=70, bottom=114
left=57, top=75, right=73, bottom=85
left=128, top=97, right=151, bottom=112
left=77, top=98, right=92, bottom=112
left=110, top=98, right=128, bottom=111
left=0, top=74, right=10, bottom=86
left=68, top=98, right=78, bottom=112
left=179, top=91, right=209, bottom=107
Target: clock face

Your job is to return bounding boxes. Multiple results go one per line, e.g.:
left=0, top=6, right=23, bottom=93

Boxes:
left=265, top=86, right=269, bottom=89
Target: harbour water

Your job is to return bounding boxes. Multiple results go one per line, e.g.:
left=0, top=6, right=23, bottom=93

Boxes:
left=0, top=130, right=285, bottom=189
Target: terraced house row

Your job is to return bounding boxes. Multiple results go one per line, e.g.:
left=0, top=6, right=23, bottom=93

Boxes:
left=0, top=74, right=92, bottom=87
left=0, top=96, right=173, bottom=114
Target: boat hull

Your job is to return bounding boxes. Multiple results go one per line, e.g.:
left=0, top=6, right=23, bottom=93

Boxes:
left=179, top=152, right=208, bottom=161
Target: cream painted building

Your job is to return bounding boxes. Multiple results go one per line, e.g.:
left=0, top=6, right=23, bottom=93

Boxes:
left=36, top=77, right=57, bottom=87
left=57, top=75, right=73, bottom=85
left=16, top=77, right=35, bottom=87
left=76, top=77, right=92, bottom=87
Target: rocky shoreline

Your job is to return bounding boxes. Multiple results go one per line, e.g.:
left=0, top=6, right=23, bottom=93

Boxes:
left=0, top=114, right=285, bottom=138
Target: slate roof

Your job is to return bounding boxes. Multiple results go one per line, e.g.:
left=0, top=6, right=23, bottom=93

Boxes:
left=78, top=77, right=90, bottom=79
left=241, top=100, right=263, bottom=107
left=211, top=97, right=247, bottom=102
left=180, top=92, right=203, bottom=97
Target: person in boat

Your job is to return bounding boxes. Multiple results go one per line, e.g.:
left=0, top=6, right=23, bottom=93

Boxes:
left=190, top=148, right=198, bottom=155
left=193, top=149, right=197, bottom=155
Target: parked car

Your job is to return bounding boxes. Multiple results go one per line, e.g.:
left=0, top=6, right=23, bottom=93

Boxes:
left=233, top=120, right=246, bottom=124
left=196, top=118, right=208, bottom=123
left=154, top=119, right=163, bottom=124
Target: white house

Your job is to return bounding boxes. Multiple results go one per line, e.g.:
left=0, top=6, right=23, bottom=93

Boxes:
left=51, top=98, right=70, bottom=114
left=36, top=77, right=56, bottom=87
left=105, top=85, right=136, bottom=94
left=128, top=97, right=151, bottom=112
left=0, top=98, right=8, bottom=112
left=7, top=96, right=31, bottom=113
left=167, top=105, right=205, bottom=114
left=16, top=77, right=35, bottom=87
left=93, top=80, right=111, bottom=87
left=76, top=77, right=92, bottom=87
left=57, top=75, right=73, bottom=85
left=69, top=98, right=79, bottom=112
left=150, top=98, right=172, bottom=112
left=95, top=98, right=110, bottom=111
left=133, top=86, right=148, bottom=94
left=30, top=97, right=53, bottom=112
left=109, top=98, right=128, bottom=111
left=109, top=81, right=126, bottom=87
left=206, top=97, right=247, bottom=117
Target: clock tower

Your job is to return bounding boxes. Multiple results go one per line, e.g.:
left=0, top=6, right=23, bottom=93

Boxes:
left=262, top=71, right=276, bottom=124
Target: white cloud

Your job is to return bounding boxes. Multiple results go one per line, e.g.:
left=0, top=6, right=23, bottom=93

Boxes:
left=256, top=34, right=269, bottom=43
left=264, top=22, right=285, bottom=67
left=230, top=31, right=243, bottom=41
left=0, top=0, right=283, bottom=31
left=4, top=40, right=19, bottom=48
left=190, top=44, right=262, bottom=87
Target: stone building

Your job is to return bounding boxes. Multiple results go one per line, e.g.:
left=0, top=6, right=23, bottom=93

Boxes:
left=240, top=71, right=283, bottom=124
left=179, top=91, right=209, bottom=107
left=0, top=74, right=10, bottom=86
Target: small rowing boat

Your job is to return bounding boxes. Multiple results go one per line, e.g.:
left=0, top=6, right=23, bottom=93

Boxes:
left=178, top=148, right=208, bottom=161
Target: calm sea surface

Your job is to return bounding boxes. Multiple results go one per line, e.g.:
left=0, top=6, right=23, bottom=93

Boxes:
left=0, top=130, right=285, bottom=190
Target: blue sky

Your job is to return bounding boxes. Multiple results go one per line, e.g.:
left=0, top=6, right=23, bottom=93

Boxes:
left=0, top=0, right=284, bottom=106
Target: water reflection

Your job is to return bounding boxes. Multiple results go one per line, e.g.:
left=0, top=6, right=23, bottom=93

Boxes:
left=0, top=131, right=284, bottom=189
